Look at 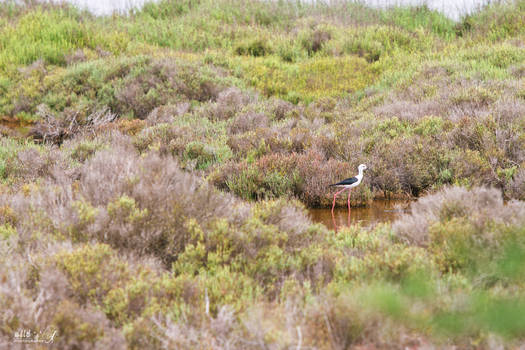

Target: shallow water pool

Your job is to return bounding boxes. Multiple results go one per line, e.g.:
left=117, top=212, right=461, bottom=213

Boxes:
left=308, top=200, right=411, bottom=230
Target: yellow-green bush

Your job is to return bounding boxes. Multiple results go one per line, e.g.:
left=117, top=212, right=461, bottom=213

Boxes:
left=333, top=224, right=434, bottom=283
left=0, top=8, right=129, bottom=71
left=239, top=55, right=376, bottom=103
left=54, top=244, right=131, bottom=304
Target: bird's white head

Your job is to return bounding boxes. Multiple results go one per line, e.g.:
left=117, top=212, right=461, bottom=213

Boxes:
left=358, top=164, right=367, bottom=172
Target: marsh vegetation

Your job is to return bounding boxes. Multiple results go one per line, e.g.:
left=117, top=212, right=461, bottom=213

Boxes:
left=1, top=0, right=525, bottom=348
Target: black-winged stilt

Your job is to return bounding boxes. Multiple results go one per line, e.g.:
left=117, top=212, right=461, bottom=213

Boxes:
left=330, top=164, right=367, bottom=216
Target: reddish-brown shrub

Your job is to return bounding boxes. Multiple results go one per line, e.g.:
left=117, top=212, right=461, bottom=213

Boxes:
left=509, top=63, right=525, bottom=78
left=65, top=49, right=87, bottom=65
left=146, top=103, right=191, bottom=126
left=294, top=150, right=356, bottom=206
left=374, top=99, right=446, bottom=121
left=227, top=127, right=291, bottom=157
left=229, top=112, right=269, bottom=134
left=3, top=135, right=240, bottom=265
left=206, top=87, right=255, bottom=120
left=268, top=97, right=296, bottom=120
left=16, top=147, right=65, bottom=181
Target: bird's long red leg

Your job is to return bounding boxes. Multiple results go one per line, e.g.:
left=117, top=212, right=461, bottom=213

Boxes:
left=347, top=188, right=351, bottom=227
left=332, top=188, right=346, bottom=215
left=332, top=187, right=346, bottom=233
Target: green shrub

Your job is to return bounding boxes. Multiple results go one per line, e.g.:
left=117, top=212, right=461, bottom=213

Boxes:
left=54, top=244, right=131, bottom=305
left=343, top=25, right=427, bottom=63
left=235, top=38, right=272, bottom=57
left=380, top=5, right=456, bottom=38
left=239, top=55, right=376, bottom=102
left=66, top=137, right=106, bottom=162
left=0, top=8, right=129, bottom=71
left=460, top=1, right=525, bottom=40
left=300, top=28, right=332, bottom=56
left=183, top=140, right=231, bottom=170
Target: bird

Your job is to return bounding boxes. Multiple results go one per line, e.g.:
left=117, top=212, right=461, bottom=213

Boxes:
left=329, top=164, right=367, bottom=216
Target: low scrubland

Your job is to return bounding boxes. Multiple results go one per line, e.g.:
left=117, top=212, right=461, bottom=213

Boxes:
left=2, top=0, right=525, bottom=348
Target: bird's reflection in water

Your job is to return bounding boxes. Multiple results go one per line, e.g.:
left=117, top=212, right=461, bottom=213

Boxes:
left=309, top=200, right=410, bottom=231
left=330, top=206, right=351, bottom=233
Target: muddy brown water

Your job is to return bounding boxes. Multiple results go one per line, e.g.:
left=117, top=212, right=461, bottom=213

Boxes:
left=308, top=200, right=411, bottom=229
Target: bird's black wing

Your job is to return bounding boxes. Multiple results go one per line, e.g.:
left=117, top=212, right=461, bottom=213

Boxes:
left=329, top=177, right=358, bottom=187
